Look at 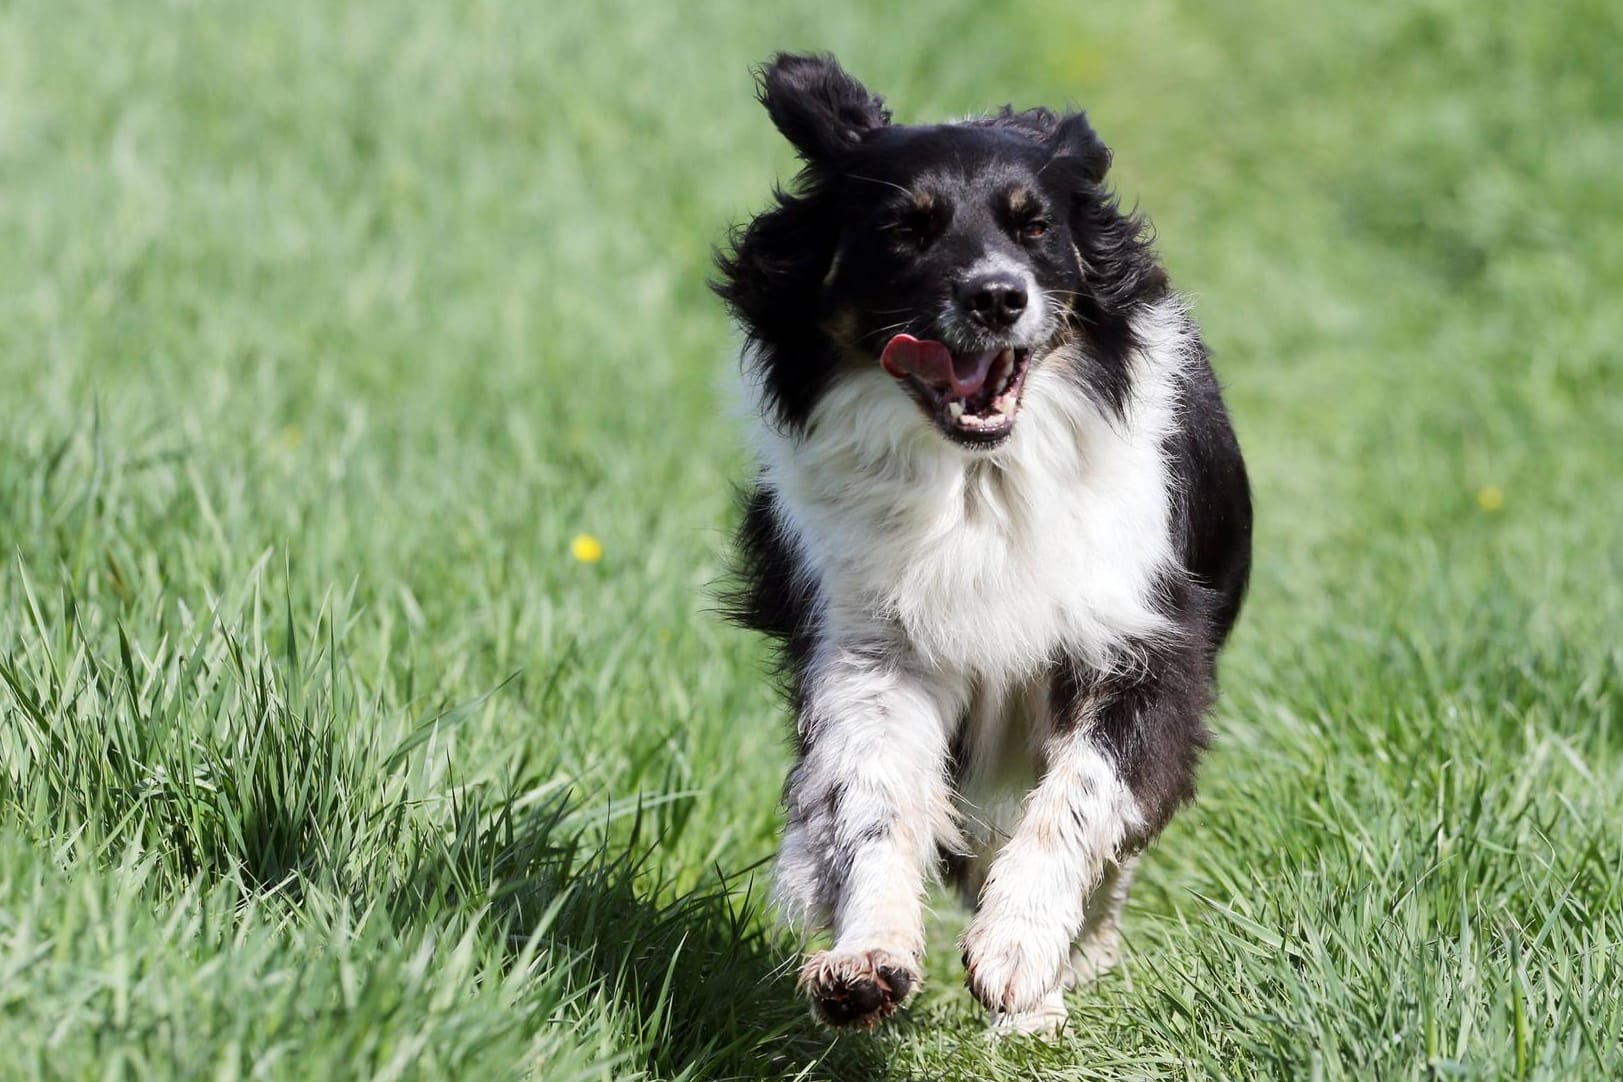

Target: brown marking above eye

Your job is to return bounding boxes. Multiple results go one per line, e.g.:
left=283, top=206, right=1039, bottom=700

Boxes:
left=880, top=191, right=943, bottom=244
left=1004, top=187, right=1050, bottom=241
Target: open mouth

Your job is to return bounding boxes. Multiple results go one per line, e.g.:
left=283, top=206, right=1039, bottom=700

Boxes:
left=879, top=334, right=1034, bottom=445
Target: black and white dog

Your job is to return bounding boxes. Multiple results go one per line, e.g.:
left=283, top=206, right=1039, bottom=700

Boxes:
left=715, top=54, right=1252, bottom=1035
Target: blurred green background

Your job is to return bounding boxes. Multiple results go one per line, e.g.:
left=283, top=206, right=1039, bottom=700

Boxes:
left=1, top=1, right=1619, bottom=1079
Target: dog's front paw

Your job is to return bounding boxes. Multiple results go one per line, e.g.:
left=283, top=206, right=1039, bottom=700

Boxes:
left=798, top=948, right=919, bottom=1028
left=961, top=910, right=1070, bottom=1019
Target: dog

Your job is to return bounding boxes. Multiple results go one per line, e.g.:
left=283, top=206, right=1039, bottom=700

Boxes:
left=714, top=53, right=1252, bottom=1035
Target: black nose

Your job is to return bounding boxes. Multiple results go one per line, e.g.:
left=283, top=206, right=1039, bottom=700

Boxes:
left=956, top=273, right=1028, bottom=331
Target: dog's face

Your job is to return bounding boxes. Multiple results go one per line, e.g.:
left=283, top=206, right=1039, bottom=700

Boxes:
left=823, top=125, right=1086, bottom=446
left=719, top=54, right=1158, bottom=447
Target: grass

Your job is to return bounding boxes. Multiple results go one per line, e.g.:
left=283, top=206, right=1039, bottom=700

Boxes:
left=1, top=0, right=1619, bottom=1078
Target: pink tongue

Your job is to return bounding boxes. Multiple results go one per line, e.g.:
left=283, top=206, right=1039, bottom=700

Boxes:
left=880, top=334, right=995, bottom=397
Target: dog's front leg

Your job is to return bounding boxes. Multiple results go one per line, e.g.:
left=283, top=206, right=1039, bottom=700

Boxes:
left=774, top=641, right=964, bottom=1028
left=961, top=661, right=1207, bottom=1035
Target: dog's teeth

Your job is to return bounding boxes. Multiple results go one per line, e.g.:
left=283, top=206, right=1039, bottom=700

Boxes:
left=948, top=401, right=964, bottom=420
left=989, top=350, right=1017, bottom=396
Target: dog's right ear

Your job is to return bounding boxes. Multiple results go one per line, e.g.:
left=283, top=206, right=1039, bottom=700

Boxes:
left=1049, top=111, right=1113, bottom=185
left=757, top=53, right=891, bottom=163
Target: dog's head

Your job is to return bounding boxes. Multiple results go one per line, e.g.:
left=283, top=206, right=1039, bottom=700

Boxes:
left=718, top=53, right=1166, bottom=448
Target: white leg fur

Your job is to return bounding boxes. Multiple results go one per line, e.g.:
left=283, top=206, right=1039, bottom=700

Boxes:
left=775, top=641, right=968, bottom=1023
left=950, top=675, right=1046, bottom=903
left=962, top=728, right=1143, bottom=1032
left=1068, top=854, right=1138, bottom=988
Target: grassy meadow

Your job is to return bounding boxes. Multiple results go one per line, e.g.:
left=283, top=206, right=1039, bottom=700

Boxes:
left=2, top=1, right=1620, bottom=1078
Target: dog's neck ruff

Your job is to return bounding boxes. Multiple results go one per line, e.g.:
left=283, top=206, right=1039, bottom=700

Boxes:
left=748, top=298, right=1195, bottom=680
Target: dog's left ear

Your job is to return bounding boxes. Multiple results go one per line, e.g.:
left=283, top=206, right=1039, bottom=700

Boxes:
left=1049, top=111, right=1113, bottom=184
left=757, top=53, right=891, bottom=163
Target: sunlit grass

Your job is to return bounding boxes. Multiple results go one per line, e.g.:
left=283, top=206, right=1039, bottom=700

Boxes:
left=1, top=0, right=1619, bottom=1078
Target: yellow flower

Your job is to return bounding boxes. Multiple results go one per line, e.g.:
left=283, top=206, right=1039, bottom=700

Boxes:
left=570, top=533, right=604, bottom=563
left=1476, top=486, right=1505, bottom=512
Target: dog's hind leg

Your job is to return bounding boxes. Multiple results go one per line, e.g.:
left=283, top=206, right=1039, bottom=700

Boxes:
left=1066, top=854, right=1137, bottom=988
left=775, top=640, right=968, bottom=1029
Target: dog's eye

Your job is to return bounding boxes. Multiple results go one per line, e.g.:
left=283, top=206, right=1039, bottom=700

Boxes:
left=881, top=218, right=928, bottom=246
left=1019, top=219, right=1051, bottom=242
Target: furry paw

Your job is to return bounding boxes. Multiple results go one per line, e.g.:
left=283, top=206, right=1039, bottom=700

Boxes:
left=961, top=911, right=1069, bottom=1016
left=798, top=948, right=919, bottom=1028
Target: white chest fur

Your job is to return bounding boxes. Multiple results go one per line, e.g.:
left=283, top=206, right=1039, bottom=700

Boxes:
left=750, top=302, right=1192, bottom=682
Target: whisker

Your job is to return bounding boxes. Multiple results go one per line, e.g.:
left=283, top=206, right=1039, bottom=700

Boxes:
left=845, top=172, right=912, bottom=197
left=861, top=320, right=916, bottom=344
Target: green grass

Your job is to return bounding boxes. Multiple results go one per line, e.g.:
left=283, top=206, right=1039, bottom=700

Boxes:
left=2, top=0, right=1620, bottom=1078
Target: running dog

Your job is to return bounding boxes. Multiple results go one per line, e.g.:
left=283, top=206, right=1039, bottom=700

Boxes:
left=714, top=53, right=1252, bottom=1034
